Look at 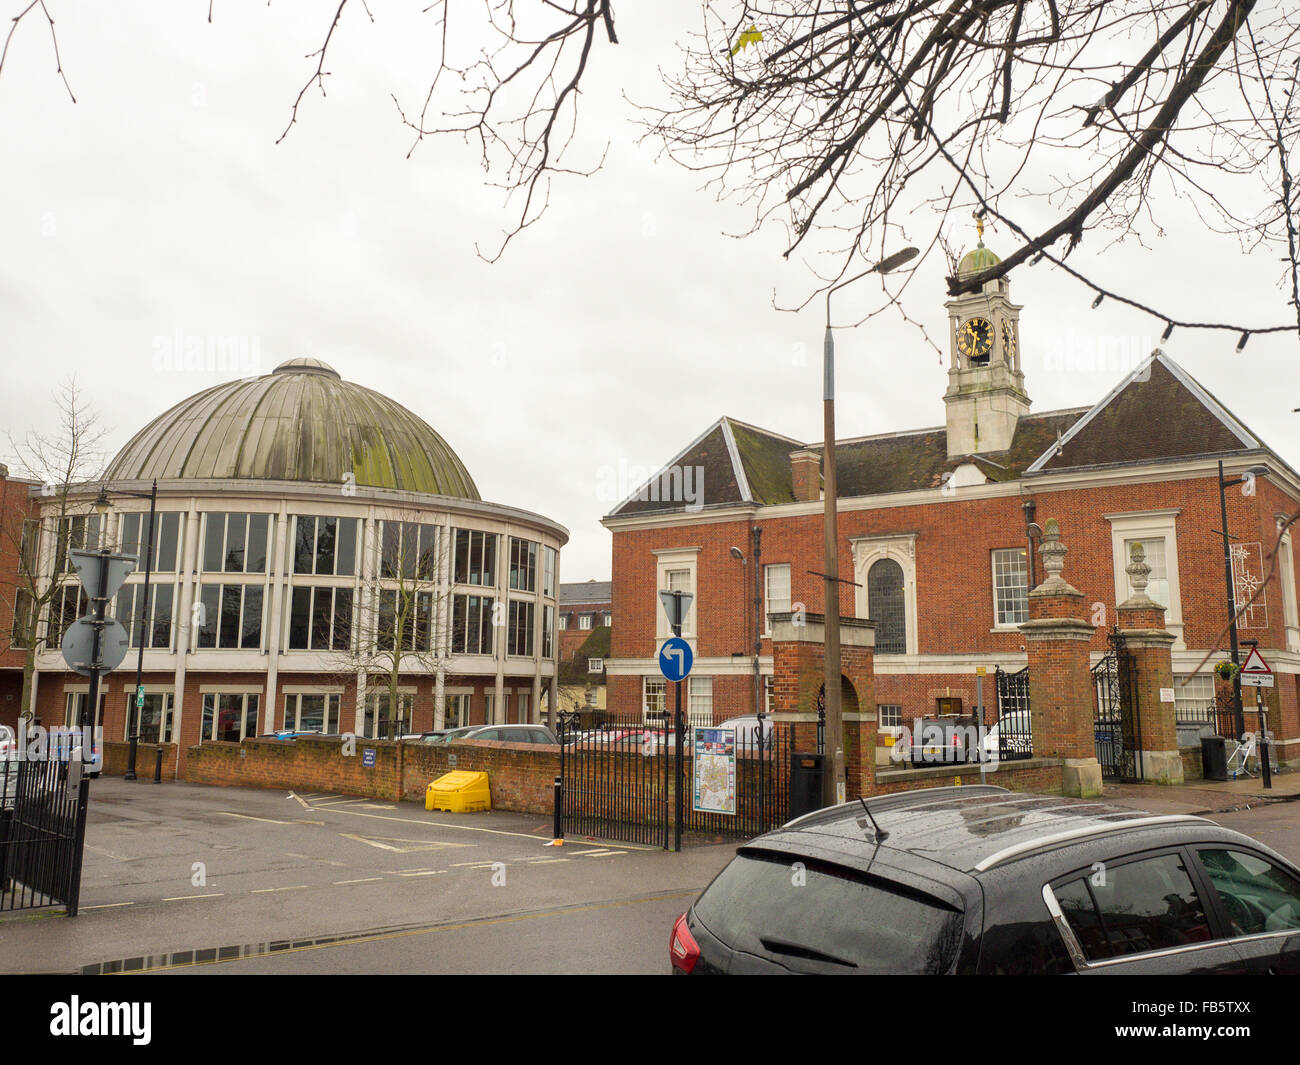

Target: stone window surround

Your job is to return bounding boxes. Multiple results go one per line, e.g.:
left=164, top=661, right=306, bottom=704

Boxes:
left=1104, top=509, right=1184, bottom=648
left=653, top=547, right=700, bottom=640
left=850, top=533, right=918, bottom=656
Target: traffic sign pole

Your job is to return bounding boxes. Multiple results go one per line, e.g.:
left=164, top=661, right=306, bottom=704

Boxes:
left=83, top=551, right=110, bottom=732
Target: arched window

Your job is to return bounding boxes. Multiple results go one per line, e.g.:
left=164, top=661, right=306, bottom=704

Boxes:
left=868, top=558, right=906, bottom=654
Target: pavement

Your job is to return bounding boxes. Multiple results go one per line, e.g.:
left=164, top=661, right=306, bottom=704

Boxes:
left=1101, top=767, right=1300, bottom=816
left=0, top=778, right=739, bottom=974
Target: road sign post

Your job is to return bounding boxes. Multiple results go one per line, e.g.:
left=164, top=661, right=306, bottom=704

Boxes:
left=64, top=548, right=138, bottom=762
left=1241, top=646, right=1273, bottom=789
left=658, top=589, right=694, bottom=854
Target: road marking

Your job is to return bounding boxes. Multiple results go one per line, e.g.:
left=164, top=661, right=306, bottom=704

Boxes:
left=219, top=812, right=298, bottom=825
left=82, top=902, right=135, bottom=910
left=299, top=800, right=651, bottom=849
left=333, top=877, right=384, bottom=885
left=390, top=869, right=446, bottom=878
left=120, top=891, right=700, bottom=973
left=354, top=803, right=397, bottom=810
left=339, top=833, right=472, bottom=853
left=574, top=849, right=625, bottom=858
left=251, top=885, right=308, bottom=894
left=451, top=860, right=500, bottom=868
left=161, top=893, right=224, bottom=902
left=527, top=859, right=569, bottom=864
left=84, top=844, right=130, bottom=861
left=287, top=791, right=310, bottom=808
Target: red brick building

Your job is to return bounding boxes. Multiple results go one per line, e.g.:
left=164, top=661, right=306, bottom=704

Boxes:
left=601, top=250, right=1300, bottom=767
left=0, top=465, right=40, bottom=730
left=557, top=579, right=611, bottom=667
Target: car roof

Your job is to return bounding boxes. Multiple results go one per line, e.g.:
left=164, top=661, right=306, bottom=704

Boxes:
left=766, top=786, right=1217, bottom=877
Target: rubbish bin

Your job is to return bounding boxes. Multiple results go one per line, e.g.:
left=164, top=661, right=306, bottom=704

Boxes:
left=789, top=752, right=824, bottom=820
left=1201, top=736, right=1228, bottom=782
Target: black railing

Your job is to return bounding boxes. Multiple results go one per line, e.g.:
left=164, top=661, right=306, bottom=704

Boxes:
left=993, top=666, right=1034, bottom=762
left=557, top=713, right=669, bottom=848
left=681, top=722, right=793, bottom=840
left=556, top=712, right=795, bottom=847
left=1093, top=630, right=1144, bottom=782
left=1, top=747, right=91, bottom=916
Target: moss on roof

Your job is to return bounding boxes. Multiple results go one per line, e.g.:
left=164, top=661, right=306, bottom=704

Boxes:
left=730, top=420, right=799, bottom=505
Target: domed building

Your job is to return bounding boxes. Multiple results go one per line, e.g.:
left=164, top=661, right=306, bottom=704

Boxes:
left=28, top=358, right=567, bottom=770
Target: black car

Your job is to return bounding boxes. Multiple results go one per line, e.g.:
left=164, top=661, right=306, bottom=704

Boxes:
left=670, top=785, right=1300, bottom=975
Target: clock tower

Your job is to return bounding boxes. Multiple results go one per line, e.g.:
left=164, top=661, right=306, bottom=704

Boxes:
left=943, top=223, right=1030, bottom=457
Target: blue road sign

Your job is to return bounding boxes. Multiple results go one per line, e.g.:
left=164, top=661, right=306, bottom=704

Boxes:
left=362, top=748, right=377, bottom=768
left=658, top=637, right=694, bottom=682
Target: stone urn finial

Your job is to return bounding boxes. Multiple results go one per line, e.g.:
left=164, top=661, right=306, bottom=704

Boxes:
left=1030, top=518, right=1082, bottom=598
left=1126, top=541, right=1151, bottom=595
left=1118, top=540, right=1161, bottom=611
left=1039, top=517, right=1066, bottom=580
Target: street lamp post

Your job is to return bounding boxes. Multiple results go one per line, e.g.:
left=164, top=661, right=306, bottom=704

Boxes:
left=1217, top=461, right=1268, bottom=741
left=821, top=247, right=918, bottom=808
left=97, top=481, right=159, bottom=780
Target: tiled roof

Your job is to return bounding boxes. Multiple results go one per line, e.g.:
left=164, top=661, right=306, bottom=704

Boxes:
left=1027, top=350, right=1261, bottom=473
left=559, top=580, right=611, bottom=605
left=604, top=351, right=1270, bottom=518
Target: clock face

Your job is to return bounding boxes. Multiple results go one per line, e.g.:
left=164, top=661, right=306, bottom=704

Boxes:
left=1002, top=319, right=1017, bottom=360
left=957, top=317, right=993, bottom=362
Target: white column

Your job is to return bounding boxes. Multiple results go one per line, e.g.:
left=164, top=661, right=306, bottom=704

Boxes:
left=264, top=506, right=289, bottom=731
left=493, top=531, right=506, bottom=724
left=171, top=499, right=200, bottom=772
left=354, top=511, right=376, bottom=735
left=433, top=515, right=452, bottom=730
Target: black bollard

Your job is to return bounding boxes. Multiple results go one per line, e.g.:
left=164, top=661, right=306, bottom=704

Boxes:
left=552, top=776, right=563, bottom=841
left=154, top=746, right=163, bottom=783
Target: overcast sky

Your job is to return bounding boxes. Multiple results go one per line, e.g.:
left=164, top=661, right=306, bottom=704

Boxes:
left=2, top=3, right=1297, bottom=582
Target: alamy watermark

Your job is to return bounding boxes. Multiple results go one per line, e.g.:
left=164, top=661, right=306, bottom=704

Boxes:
left=151, top=329, right=262, bottom=375
left=596, top=460, right=704, bottom=512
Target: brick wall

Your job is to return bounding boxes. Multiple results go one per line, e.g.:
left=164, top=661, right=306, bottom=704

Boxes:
left=183, top=735, right=563, bottom=814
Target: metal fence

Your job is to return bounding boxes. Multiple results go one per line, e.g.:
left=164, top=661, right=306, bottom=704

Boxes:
left=557, top=714, right=670, bottom=848
left=681, top=723, right=794, bottom=840
left=0, top=753, right=91, bottom=916
left=993, top=665, right=1034, bottom=762
left=556, top=712, right=796, bottom=848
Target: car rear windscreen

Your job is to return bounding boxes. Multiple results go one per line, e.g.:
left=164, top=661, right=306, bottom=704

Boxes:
left=693, top=852, right=964, bottom=974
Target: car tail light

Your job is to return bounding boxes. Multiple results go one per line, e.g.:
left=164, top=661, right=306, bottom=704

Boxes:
left=670, top=912, right=700, bottom=974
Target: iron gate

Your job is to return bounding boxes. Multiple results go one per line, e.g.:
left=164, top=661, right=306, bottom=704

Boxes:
left=556, top=712, right=795, bottom=848
left=1093, top=630, right=1143, bottom=782
left=557, top=713, right=669, bottom=848
left=993, top=666, right=1034, bottom=760
left=0, top=752, right=91, bottom=916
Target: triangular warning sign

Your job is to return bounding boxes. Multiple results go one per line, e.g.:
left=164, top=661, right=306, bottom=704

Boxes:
left=1241, top=647, right=1271, bottom=674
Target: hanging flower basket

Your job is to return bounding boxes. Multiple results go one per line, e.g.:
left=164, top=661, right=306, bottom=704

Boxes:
left=1214, top=660, right=1240, bottom=680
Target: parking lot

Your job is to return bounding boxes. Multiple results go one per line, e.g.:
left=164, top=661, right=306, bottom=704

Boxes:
left=0, top=778, right=738, bottom=974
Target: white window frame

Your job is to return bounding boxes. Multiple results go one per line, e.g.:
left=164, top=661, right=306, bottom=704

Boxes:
left=850, top=534, right=918, bottom=656
left=643, top=676, right=667, bottom=724
left=877, top=703, right=904, bottom=736
left=654, top=548, right=700, bottom=640
left=579, top=613, right=593, bottom=631
left=1105, top=510, right=1183, bottom=648
left=364, top=688, right=415, bottom=739
left=282, top=691, right=343, bottom=734
left=991, top=548, right=1029, bottom=629
left=200, top=691, right=262, bottom=742
left=688, top=675, right=713, bottom=728
left=588, top=656, right=604, bottom=672
left=764, top=563, right=791, bottom=635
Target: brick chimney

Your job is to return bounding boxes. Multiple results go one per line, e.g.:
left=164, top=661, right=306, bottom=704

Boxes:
left=790, top=449, right=821, bottom=502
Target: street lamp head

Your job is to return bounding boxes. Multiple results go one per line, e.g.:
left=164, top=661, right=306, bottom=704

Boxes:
left=1245, top=465, right=1269, bottom=479
left=92, top=487, right=111, bottom=516
left=729, top=546, right=745, bottom=562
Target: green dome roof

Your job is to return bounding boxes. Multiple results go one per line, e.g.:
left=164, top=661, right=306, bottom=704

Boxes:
left=957, top=241, right=1001, bottom=279
left=105, top=357, right=480, bottom=498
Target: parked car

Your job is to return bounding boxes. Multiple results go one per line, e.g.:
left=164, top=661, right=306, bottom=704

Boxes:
left=462, top=724, right=559, bottom=745
left=424, top=725, right=484, bottom=745
left=711, top=715, right=775, bottom=753
left=670, top=785, right=1300, bottom=974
